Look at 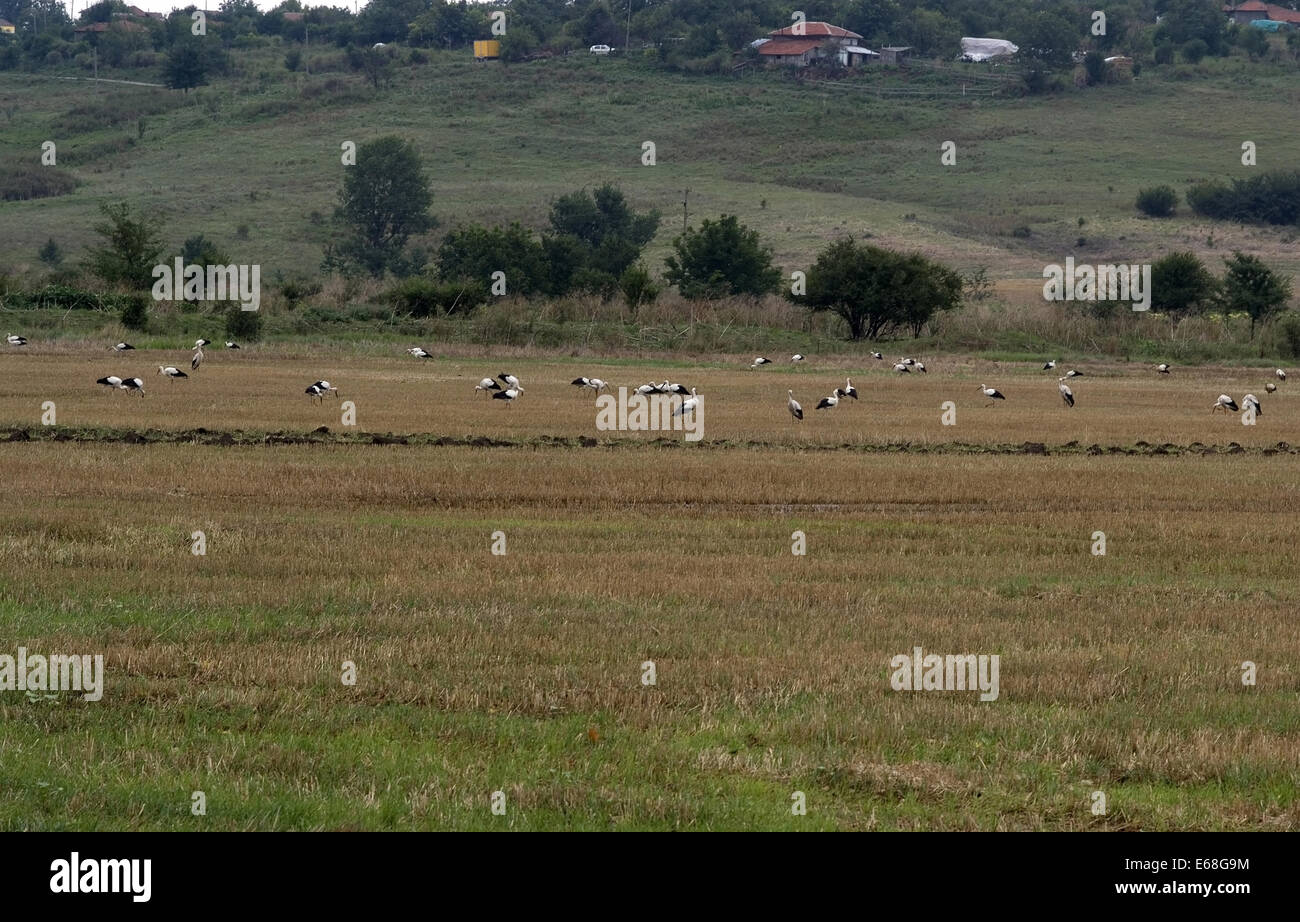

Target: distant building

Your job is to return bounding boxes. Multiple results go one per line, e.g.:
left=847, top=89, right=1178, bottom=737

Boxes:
left=0, top=18, right=15, bottom=34
left=879, top=46, right=913, bottom=65
left=1223, top=3, right=1300, bottom=25
left=756, top=21, right=876, bottom=67
left=282, top=12, right=305, bottom=22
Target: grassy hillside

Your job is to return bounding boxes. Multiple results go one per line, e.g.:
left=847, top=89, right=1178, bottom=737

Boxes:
left=2, top=46, right=1299, bottom=290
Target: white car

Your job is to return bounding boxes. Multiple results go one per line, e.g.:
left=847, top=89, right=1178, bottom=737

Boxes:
left=589, top=44, right=612, bottom=55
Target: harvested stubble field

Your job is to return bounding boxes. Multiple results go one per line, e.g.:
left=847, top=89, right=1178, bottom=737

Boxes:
left=0, top=350, right=1298, bottom=830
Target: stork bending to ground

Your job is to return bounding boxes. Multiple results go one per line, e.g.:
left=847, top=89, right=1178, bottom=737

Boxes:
left=1243, top=394, right=1262, bottom=416
left=96, top=376, right=124, bottom=392
left=791, top=354, right=805, bottom=363
left=492, top=387, right=524, bottom=404
left=1156, top=363, right=1171, bottom=374
left=122, top=377, right=145, bottom=396
left=498, top=372, right=521, bottom=390
left=1212, top=394, right=1238, bottom=414
left=311, top=380, right=338, bottom=398
left=476, top=377, right=502, bottom=395
left=751, top=357, right=772, bottom=368
left=114, top=342, right=134, bottom=352
left=572, top=376, right=609, bottom=394
left=408, top=347, right=433, bottom=360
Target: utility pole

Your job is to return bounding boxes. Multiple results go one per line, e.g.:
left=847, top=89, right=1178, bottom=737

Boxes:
left=681, top=188, right=689, bottom=233
left=625, top=0, right=631, bottom=53
left=305, top=22, right=310, bottom=75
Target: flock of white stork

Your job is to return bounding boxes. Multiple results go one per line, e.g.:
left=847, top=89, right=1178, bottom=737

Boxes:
left=2, top=332, right=1290, bottom=421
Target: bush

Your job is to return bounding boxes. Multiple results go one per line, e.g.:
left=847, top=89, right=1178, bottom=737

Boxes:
left=1136, top=185, right=1178, bottom=217
left=0, top=163, right=77, bottom=202
left=1274, top=312, right=1300, bottom=359
left=121, top=294, right=149, bottom=331
left=664, top=214, right=781, bottom=299
left=619, top=264, right=659, bottom=314
left=224, top=305, right=263, bottom=342
left=1186, top=171, right=1300, bottom=225
left=1181, top=38, right=1208, bottom=64
left=385, top=277, right=488, bottom=316
left=1083, top=51, right=1106, bottom=86
left=1153, top=43, right=1174, bottom=65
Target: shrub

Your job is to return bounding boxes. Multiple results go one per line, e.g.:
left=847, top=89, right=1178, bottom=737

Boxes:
left=1181, top=38, right=1207, bottom=63
left=121, top=294, right=149, bottom=331
left=0, top=163, right=77, bottom=202
left=1153, top=43, right=1174, bottom=65
left=224, top=305, right=263, bottom=342
left=1273, top=312, right=1300, bottom=359
left=1136, top=185, right=1178, bottom=217
left=385, top=277, right=488, bottom=316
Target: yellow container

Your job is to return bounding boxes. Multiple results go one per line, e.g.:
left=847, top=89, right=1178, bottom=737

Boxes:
left=473, top=40, right=500, bottom=60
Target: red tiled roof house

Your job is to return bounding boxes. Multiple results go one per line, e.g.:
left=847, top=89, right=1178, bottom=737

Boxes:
left=755, top=21, right=877, bottom=67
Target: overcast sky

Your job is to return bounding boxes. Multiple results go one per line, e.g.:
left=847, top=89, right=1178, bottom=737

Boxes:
left=68, top=0, right=367, bottom=14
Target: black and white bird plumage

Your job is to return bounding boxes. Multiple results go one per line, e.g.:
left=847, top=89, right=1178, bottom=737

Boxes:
left=871, top=352, right=883, bottom=360
left=634, top=382, right=663, bottom=396
left=815, top=389, right=845, bottom=410
left=492, top=387, right=523, bottom=403
left=1277, top=369, right=1287, bottom=381
left=914, top=361, right=927, bottom=374
left=121, top=377, right=145, bottom=396
left=476, top=377, right=502, bottom=395
left=661, top=381, right=690, bottom=396
left=842, top=378, right=857, bottom=400
left=893, top=363, right=910, bottom=374
left=1043, top=359, right=1057, bottom=370
left=311, top=380, right=338, bottom=397
left=571, top=376, right=609, bottom=393
left=1064, top=369, right=1082, bottom=378
left=791, top=354, right=805, bottom=362
left=1212, top=394, right=1238, bottom=413
left=1157, top=363, right=1171, bottom=374
left=978, top=384, right=1005, bottom=402
left=751, top=357, right=772, bottom=368
left=306, top=384, right=326, bottom=403
left=6, top=333, right=27, bottom=346
left=114, top=342, right=135, bottom=352
left=1243, top=394, right=1261, bottom=416
left=1266, top=382, right=1277, bottom=394
left=158, top=365, right=188, bottom=379
left=96, top=375, right=124, bottom=390
left=191, top=346, right=204, bottom=371
left=672, top=388, right=700, bottom=417
left=497, top=372, right=521, bottom=390
left=1058, top=377, right=1075, bottom=408
left=408, top=347, right=433, bottom=359
left=788, top=390, right=803, bottom=421
left=225, top=341, right=240, bottom=350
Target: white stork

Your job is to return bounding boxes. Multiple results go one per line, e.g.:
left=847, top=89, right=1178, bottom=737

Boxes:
left=1243, top=394, right=1262, bottom=416
left=815, top=389, right=845, bottom=410
left=1043, top=359, right=1057, bottom=370
left=191, top=345, right=204, bottom=371
left=476, top=377, right=502, bottom=395
left=572, top=376, right=609, bottom=393
left=893, top=363, right=911, bottom=374
left=672, top=388, right=700, bottom=417
left=842, top=378, right=857, bottom=400
left=96, top=375, right=124, bottom=391
left=6, top=333, right=27, bottom=346
left=121, top=377, right=145, bottom=396
left=225, top=341, right=240, bottom=350
left=661, top=381, right=690, bottom=396
left=1058, top=377, right=1075, bottom=408
left=978, top=384, right=1005, bottom=404
left=634, top=382, right=662, bottom=396
left=788, top=390, right=803, bottom=421
left=114, top=342, right=135, bottom=352
left=158, top=365, right=188, bottom=379
left=492, top=387, right=524, bottom=404
left=751, top=357, right=772, bottom=368
left=1212, top=394, right=1238, bottom=414
left=498, top=372, right=521, bottom=390
left=1266, top=382, right=1277, bottom=394
left=195, top=339, right=211, bottom=348
left=1277, top=369, right=1288, bottom=382
left=1065, top=369, right=1083, bottom=378
left=311, top=380, right=339, bottom=398
left=871, top=351, right=883, bottom=360
left=914, top=360, right=927, bottom=374
left=1157, top=363, right=1171, bottom=374
left=408, top=347, right=433, bottom=359
left=306, top=384, right=326, bottom=404
left=791, top=354, right=805, bottom=362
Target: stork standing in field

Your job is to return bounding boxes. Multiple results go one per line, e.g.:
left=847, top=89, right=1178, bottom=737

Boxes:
left=158, top=365, right=188, bottom=380
left=311, top=380, right=338, bottom=398
left=791, top=354, right=805, bottom=363
left=1212, top=394, right=1238, bottom=414
left=114, top=342, right=134, bottom=352
left=871, top=352, right=883, bottom=360
left=1266, top=382, right=1277, bottom=394
left=893, top=362, right=910, bottom=374
left=751, top=357, right=772, bottom=368
left=914, top=360, right=927, bottom=374
left=6, top=333, right=27, bottom=346
left=634, top=382, right=662, bottom=396
left=672, top=388, right=700, bottom=417
left=191, top=344, right=204, bottom=372
left=1277, top=369, right=1288, bottom=382
left=1243, top=394, right=1262, bottom=416
left=96, top=375, right=124, bottom=392
left=842, top=378, right=857, bottom=400
left=476, top=377, right=502, bottom=396
left=1157, top=363, right=1171, bottom=374
left=571, top=376, right=609, bottom=394
left=661, top=381, right=690, bottom=397
left=1043, top=359, right=1057, bottom=371
left=787, top=390, right=803, bottom=421
left=122, top=377, right=145, bottom=397
left=226, top=341, right=240, bottom=350
left=408, top=347, right=433, bottom=360
left=1058, top=377, right=1075, bottom=408
left=978, top=384, right=1005, bottom=405
left=195, top=339, right=211, bottom=348
left=1064, top=369, right=1083, bottom=378
left=492, top=387, right=524, bottom=404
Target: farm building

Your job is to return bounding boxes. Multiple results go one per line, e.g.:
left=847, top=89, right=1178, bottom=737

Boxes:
left=1223, top=2, right=1300, bottom=25
left=879, top=46, right=913, bottom=65
left=0, top=18, right=15, bottom=34
left=755, top=22, right=876, bottom=67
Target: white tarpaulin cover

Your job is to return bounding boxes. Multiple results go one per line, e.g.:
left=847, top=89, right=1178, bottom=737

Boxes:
left=960, top=37, right=1019, bottom=61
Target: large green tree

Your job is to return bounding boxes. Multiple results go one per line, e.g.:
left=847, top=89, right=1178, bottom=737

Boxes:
left=1150, top=252, right=1215, bottom=318
left=1217, top=252, right=1293, bottom=339
left=85, top=202, right=164, bottom=290
left=664, top=214, right=780, bottom=299
left=335, top=136, right=434, bottom=278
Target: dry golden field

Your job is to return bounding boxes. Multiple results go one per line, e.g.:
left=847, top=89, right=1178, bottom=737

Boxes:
left=0, top=348, right=1297, bottom=830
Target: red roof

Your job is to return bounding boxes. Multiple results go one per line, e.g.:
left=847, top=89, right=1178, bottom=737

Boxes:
left=1225, top=1, right=1270, bottom=10
left=1266, top=5, right=1300, bottom=22
left=758, top=38, right=825, bottom=56
left=768, top=22, right=862, bottom=39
